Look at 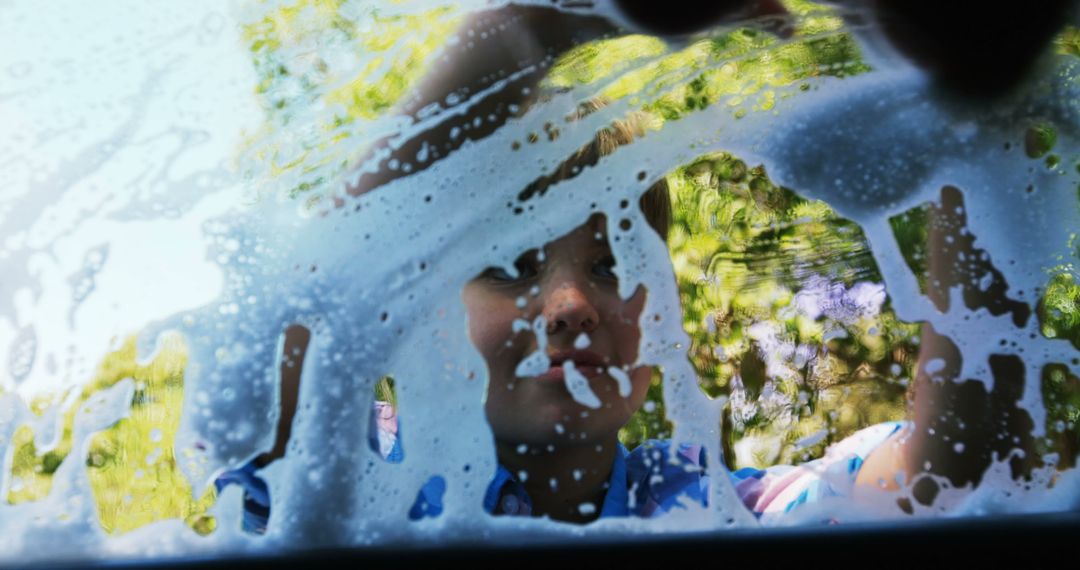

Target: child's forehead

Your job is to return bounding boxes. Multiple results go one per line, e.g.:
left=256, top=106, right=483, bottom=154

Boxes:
left=486, top=214, right=611, bottom=268
left=544, top=214, right=610, bottom=251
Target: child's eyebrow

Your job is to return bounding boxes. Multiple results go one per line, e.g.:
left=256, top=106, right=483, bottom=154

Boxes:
left=506, top=232, right=615, bottom=268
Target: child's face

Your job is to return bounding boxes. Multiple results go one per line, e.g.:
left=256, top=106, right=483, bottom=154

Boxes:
left=463, top=214, right=652, bottom=449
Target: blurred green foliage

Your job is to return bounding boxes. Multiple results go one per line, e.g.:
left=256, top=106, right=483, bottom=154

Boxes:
left=1042, top=272, right=1080, bottom=350
left=1040, top=363, right=1080, bottom=470
left=650, top=151, right=916, bottom=466
left=238, top=0, right=461, bottom=203
left=7, top=335, right=216, bottom=534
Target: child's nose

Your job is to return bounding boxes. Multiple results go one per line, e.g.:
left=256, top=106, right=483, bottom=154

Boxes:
left=542, top=280, right=600, bottom=335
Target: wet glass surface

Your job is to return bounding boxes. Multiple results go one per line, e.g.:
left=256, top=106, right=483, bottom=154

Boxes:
left=1, top=0, right=1079, bottom=562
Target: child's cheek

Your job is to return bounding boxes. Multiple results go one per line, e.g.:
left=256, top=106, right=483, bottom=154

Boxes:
left=613, top=285, right=648, bottom=363
left=463, top=292, right=519, bottom=367
left=630, top=366, right=652, bottom=403
left=466, top=311, right=502, bottom=360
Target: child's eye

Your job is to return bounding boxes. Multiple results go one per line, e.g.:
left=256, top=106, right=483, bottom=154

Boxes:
left=592, top=255, right=618, bottom=279
left=482, top=258, right=538, bottom=283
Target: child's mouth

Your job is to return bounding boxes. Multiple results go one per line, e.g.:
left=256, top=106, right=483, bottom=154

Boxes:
left=532, top=350, right=609, bottom=383
left=533, top=363, right=605, bottom=382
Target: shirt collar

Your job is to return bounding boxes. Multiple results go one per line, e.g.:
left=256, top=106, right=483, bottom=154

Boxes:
left=484, top=442, right=631, bottom=519
left=596, top=442, right=630, bottom=517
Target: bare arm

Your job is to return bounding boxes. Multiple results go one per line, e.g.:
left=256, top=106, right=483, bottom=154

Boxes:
left=857, top=189, right=1044, bottom=507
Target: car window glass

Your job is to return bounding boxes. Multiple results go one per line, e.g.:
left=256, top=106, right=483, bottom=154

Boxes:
left=2, top=0, right=1079, bottom=561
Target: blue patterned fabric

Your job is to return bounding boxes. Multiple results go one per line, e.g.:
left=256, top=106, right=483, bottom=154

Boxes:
left=214, top=412, right=905, bottom=532
left=213, top=459, right=271, bottom=534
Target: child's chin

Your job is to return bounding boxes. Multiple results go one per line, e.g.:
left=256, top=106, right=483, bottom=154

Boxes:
left=493, top=419, right=598, bottom=447
left=488, top=397, right=625, bottom=446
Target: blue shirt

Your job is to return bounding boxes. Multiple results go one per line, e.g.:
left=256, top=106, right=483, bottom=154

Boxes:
left=216, top=417, right=905, bottom=531
left=466, top=440, right=709, bottom=519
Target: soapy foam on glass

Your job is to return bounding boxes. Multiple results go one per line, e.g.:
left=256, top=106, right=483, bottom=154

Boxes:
left=0, top=0, right=1078, bottom=562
